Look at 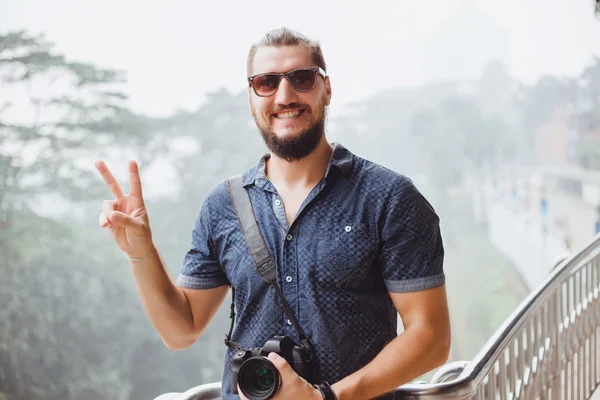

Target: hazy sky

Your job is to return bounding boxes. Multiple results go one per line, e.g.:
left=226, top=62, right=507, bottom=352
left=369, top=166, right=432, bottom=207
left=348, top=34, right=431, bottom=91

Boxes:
left=2, top=0, right=600, bottom=119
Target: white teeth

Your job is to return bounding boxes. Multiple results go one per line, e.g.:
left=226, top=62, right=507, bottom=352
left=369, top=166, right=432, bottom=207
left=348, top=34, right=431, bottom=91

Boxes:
left=275, top=110, right=303, bottom=119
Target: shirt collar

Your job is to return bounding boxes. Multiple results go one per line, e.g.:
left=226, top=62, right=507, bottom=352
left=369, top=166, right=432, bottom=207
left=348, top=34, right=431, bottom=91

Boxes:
left=242, top=142, right=353, bottom=188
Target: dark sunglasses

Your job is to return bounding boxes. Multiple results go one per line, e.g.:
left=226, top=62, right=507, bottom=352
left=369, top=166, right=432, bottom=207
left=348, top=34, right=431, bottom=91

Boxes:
left=248, top=67, right=327, bottom=97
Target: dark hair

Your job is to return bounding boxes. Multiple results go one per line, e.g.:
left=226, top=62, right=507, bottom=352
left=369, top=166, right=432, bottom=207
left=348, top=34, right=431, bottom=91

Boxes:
left=247, top=27, right=327, bottom=76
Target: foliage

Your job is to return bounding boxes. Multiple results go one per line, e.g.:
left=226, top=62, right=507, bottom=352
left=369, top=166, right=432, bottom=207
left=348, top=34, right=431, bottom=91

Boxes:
left=0, top=30, right=168, bottom=400
left=441, top=194, right=527, bottom=359
left=0, top=31, right=153, bottom=216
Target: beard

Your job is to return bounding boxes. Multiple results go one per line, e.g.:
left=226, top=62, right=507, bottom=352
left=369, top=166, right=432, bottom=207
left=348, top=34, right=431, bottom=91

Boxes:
left=252, top=103, right=327, bottom=162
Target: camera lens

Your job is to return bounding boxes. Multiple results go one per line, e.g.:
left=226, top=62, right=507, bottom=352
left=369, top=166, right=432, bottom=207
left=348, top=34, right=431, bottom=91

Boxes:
left=253, top=364, right=275, bottom=389
left=238, top=357, right=281, bottom=400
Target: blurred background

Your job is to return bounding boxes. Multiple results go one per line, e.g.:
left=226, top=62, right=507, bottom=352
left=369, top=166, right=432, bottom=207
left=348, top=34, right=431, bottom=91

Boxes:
left=1, top=1, right=600, bottom=399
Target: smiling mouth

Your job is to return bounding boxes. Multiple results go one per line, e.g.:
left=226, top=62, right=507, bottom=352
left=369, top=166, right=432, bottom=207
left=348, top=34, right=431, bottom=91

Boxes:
left=273, top=109, right=305, bottom=119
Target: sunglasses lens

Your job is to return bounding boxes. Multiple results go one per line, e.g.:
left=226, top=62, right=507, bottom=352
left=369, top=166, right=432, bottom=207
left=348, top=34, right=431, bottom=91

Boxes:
left=289, top=69, right=316, bottom=91
left=251, top=69, right=318, bottom=96
left=253, top=75, right=280, bottom=96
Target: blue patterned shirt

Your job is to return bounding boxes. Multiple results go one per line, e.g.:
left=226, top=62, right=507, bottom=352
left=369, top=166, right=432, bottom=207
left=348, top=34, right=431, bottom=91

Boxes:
left=176, top=142, right=445, bottom=399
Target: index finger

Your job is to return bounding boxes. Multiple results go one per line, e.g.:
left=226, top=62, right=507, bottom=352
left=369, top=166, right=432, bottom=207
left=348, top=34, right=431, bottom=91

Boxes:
left=95, top=160, right=125, bottom=198
left=128, top=160, right=143, bottom=198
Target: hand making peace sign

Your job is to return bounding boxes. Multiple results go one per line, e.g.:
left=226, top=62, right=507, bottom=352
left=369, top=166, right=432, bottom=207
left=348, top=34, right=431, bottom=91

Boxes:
left=95, top=160, right=154, bottom=260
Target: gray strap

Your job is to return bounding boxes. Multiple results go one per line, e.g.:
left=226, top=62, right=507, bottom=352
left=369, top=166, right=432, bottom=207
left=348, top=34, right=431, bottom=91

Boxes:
left=226, top=174, right=276, bottom=283
left=225, top=174, right=314, bottom=359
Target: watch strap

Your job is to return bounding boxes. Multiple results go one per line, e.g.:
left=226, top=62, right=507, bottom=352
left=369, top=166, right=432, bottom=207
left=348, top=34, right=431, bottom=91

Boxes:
left=314, top=381, right=337, bottom=400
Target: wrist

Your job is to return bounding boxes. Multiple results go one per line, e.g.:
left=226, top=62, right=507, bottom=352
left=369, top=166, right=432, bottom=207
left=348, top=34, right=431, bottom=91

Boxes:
left=313, top=381, right=337, bottom=400
left=313, top=385, right=325, bottom=399
left=124, top=242, right=155, bottom=262
left=331, top=374, right=361, bottom=400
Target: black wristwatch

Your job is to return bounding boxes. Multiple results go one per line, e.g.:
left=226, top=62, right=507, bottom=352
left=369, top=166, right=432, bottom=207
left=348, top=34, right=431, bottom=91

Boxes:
left=313, top=381, right=338, bottom=400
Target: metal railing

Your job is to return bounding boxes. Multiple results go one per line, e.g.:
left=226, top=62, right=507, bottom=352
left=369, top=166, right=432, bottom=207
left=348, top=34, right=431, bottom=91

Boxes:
left=154, top=235, right=600, bottom=400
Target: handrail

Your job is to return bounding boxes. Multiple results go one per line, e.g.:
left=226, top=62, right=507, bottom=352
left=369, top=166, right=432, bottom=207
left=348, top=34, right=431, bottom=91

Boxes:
left=154, top=234, right=600, bottom=400
left=396, top=233, right=600, bottom=399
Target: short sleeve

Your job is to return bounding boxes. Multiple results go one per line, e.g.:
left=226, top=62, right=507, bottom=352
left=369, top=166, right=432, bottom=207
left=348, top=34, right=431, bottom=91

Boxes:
left=176, top=196, right=230, bottom=290
left=380, top=177, right=445, bottom=293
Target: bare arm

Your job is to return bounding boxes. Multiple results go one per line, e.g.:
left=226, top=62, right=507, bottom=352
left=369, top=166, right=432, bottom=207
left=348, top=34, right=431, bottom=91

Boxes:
left=332, top=285, right=452, bottom=400
left=128, top=244, right=229, bottom=350
left=95, top=159, right=228, bottom=350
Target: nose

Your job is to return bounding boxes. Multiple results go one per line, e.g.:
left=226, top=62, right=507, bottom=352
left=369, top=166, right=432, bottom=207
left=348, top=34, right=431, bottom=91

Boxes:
left=274, top=76, right=299, bottom=106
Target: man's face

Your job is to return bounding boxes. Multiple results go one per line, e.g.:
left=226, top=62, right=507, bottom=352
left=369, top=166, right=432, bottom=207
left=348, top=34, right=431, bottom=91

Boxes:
left=248, top=45, right=332, bottom=162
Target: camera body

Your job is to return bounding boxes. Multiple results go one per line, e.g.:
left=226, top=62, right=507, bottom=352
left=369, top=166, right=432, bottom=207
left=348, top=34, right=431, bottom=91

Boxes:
left=231, top=335, right=313, bottom=399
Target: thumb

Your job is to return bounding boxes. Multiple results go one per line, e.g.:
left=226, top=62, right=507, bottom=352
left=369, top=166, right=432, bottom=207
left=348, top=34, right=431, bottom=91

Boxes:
left=268, top=352, right=295, bottom=378
left=109, top=210, right=144, bottom=231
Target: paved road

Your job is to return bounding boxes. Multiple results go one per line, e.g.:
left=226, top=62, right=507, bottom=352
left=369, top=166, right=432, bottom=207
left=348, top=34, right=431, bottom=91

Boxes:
left=519, top=183, right=597, bottom=253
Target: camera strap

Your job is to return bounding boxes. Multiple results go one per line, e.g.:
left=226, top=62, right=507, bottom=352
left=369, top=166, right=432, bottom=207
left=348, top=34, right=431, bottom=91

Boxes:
left=224, top=174, right=314, bottom=360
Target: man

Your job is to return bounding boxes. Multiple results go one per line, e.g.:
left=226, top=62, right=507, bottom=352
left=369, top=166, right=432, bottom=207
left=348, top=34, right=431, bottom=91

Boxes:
left=96, top=27, right=451, bottom=400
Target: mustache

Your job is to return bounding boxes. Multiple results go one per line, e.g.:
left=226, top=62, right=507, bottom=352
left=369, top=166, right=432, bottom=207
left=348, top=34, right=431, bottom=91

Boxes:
left=272, top=103, right=307, bottom=113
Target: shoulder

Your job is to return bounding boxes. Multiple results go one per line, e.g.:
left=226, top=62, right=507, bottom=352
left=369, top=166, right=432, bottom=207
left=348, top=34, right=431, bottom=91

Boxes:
left=349, top=153, right=438, bottom=223
left=352, top=154, right=420, bottom=198
left=199, top=164, right=258, bottom=216
left=200, top=180, right=231, bottom=211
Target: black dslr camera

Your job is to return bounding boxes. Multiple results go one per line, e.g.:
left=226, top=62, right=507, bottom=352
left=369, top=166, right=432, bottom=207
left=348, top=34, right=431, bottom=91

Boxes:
left=231, top=335, right=313, bottom=400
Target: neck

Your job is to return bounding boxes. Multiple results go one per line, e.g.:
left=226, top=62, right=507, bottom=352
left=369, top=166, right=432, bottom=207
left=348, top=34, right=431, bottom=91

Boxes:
left=265, top=137, right=334, bottom=189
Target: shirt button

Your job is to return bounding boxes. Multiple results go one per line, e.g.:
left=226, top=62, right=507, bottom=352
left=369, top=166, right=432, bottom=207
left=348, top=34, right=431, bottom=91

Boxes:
left=287, top=319, right=292, bottom=325
left=345, top=226, right=352, bottom=232
left=275, top=199, right=281, bottom=206
left=285, top=276, right=292, bottom=283
left=286, top=234, right=293, bottom=241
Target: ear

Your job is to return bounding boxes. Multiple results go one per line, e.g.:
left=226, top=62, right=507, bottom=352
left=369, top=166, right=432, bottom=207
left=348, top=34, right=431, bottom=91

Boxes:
left=324, top=76, right=332, bottom=106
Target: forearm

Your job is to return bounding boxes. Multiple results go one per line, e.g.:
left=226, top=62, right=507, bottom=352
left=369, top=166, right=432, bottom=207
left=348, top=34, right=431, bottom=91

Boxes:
left=332, top=325, right=450, bottom=400
left=128, top=244, right=196, bottom=347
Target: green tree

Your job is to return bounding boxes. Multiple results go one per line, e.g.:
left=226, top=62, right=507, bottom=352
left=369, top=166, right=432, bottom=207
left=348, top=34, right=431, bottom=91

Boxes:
left=0, top=30, right=157, bottom=400
left=0, top=30, right=155, bottom=256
